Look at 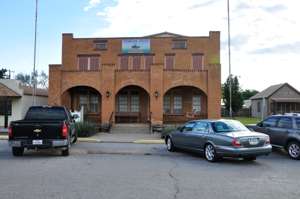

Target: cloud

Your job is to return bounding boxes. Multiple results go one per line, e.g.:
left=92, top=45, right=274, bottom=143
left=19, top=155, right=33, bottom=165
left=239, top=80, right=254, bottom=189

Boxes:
left=84, top=0, right=101, bottom=11
left=189, top=0, right=218, bottom=9
left=250, top=42, right=300, bottom=54
left=86, top=0, right=300, bottom=91
left=261, top=4, right=287, bottom=13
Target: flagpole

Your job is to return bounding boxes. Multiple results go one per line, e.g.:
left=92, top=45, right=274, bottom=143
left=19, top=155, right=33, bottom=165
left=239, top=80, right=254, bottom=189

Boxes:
left=32, top=0, right=38, bottom=105
left=227, top=0, right=233, bottom=117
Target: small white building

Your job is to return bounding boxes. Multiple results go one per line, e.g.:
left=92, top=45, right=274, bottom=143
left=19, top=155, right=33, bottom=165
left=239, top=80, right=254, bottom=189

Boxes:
left=0, top=79, right=48, bottom=127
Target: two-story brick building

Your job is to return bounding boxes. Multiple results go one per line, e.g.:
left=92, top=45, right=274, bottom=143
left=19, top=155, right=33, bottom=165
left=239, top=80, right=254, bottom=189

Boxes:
left=48, top=31, right=221, bottom=128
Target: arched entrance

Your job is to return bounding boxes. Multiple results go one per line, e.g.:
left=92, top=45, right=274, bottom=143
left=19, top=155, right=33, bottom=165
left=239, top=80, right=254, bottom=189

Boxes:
left=62, top=86, right=102, bottom=123
left=163, top=86, right=207, bottom=123
left=115, top=85, right=150, bottom=123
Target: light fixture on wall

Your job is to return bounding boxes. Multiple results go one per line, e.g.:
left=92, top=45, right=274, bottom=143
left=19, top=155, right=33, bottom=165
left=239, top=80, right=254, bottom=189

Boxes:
left=154, top=91, right=159, bottom=98
left=106, top=91, right=111, bottom=98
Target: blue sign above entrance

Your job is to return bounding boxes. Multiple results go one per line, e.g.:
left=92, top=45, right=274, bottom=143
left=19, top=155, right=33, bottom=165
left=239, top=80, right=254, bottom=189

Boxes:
left=122, top=39, right=150, bottom=53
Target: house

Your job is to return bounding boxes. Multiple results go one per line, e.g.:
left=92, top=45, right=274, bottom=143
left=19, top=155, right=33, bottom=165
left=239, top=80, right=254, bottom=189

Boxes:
left=250, top=83, right=300, bottom=118
left=48, top=31, right=221, bottom=128
left=0, top=79, right=48, bottom=127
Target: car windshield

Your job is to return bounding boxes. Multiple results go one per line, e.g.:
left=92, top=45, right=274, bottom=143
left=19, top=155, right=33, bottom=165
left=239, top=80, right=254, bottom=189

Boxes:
left=212, top=120, right=249, bottom=133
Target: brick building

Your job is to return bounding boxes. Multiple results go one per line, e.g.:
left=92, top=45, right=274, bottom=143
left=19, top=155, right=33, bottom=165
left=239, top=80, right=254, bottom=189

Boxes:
left=48, top=31, right=221, bottom=127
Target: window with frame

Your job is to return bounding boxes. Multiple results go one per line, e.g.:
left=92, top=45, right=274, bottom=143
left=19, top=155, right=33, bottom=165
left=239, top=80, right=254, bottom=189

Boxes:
left=89, top=94, right=99, bottom=113
left=262, top=117, right=278, bottom=127
left=172, top=40, right=187, bottom=49
left=192, top=95, right=201, bottom=113
left=173, top=96, right=182, bottom=114
left=144, top=55, right=153, bottom=70
left=163, top=95, right=171, bottom=114
left=130, top=94, right=139, bottom=112
left=132, top=56, right=141, bottom=70
left=120, top=55, right=129, bottom=70
left=192, top=54, right=203, bottom=70
left=118, top=95, right=128, bottom=112
left=79, top=95, right=88, bottom=113
left=165, top=55, right=174, bottom=70
left=0, top=98, right=12, bottom=115
left=257, top=101, right=261, bottom=113
left=182, top=122, right=195, bottom=132
left=78, top=55, right=100, bottom=71
left=277, top=117, right=293, bottom=129
left=295, top=118, right=300, bottom=129
left=193, top=122, right=208, bottom=133
left=95, top=41, right=107, bottom=50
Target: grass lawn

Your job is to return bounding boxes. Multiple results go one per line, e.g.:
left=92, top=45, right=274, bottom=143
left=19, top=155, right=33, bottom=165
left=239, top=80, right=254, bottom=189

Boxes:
left=223, top=117, right=261, bottom=125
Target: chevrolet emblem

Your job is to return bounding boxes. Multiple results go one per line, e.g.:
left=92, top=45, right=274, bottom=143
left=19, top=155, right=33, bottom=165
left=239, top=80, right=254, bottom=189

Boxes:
left=33, top=129, right=42, bottom=133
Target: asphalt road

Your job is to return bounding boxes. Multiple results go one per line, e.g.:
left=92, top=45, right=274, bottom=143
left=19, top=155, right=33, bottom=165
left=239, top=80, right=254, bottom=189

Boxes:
left=0, top=140, right=299, bottom=199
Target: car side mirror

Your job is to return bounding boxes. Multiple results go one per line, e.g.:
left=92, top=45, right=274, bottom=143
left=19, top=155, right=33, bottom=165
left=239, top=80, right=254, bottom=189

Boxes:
left=257, top=122, right=263, bottom=127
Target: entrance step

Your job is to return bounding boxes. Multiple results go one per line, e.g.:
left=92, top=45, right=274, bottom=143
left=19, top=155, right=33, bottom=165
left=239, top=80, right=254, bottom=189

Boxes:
left=111, top=123, right=150, bottom=134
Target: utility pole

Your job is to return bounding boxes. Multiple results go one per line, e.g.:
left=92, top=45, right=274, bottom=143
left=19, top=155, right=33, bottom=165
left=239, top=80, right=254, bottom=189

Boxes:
left=227, top=0, right=233, bottom=117
left=32, top=0, right=38, bottom=105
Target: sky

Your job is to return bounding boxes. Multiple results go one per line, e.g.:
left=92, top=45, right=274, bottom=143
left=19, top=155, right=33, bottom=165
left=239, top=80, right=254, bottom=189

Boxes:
left=0, top=0, right=300, bottom=92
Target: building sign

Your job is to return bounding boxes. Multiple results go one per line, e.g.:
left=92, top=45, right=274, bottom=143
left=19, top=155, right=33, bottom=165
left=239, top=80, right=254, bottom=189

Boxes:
left=122, top=39, right=150, bottom=53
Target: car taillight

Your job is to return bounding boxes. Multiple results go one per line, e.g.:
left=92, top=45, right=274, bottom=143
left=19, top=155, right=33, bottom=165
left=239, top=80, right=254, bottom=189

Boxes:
left=232, top=138, right=241, bottom=147
left=8, top=126, right=13, bottom=139
left=62, top=123, right=68, bottom=138
left=265, top=136, right=270, bottom=144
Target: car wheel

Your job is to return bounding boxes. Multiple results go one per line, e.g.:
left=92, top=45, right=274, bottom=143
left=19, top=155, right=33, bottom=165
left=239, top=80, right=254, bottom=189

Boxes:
left=12, top=147, right=24, bottom=156
left=244, top=156, right=256, bottom=161
left=287, top=141, right=300, bottom=160
left=204, top=144, right=218, bottom=162
left=166, top=137, right=175, bottom=152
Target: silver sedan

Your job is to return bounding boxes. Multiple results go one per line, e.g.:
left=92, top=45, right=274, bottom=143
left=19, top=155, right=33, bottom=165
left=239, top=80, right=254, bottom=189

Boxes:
left=165, top=119, right=272, bottom=162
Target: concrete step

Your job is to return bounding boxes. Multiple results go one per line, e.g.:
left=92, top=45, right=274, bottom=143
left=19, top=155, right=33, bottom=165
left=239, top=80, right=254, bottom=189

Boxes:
left=111, top=123, right=150, bottom=134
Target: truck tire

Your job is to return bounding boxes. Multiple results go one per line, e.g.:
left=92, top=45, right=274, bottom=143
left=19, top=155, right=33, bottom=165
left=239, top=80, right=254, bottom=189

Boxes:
left=12, top=147, right=24, bottom=156
left=61, top=148, right=69, bottom=156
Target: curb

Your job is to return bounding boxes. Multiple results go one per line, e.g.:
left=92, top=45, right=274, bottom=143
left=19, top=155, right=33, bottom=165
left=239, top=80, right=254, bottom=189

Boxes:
left=133, top=139, right=164, bottom=144
left=0, top=135, right=8, bottom=140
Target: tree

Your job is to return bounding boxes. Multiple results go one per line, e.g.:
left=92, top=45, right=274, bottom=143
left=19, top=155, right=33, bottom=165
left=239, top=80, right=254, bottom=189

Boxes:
left=15, top=70, right=48, bottom=88
left=0, top=68, right=8, bottom=79
left=241, top=89, right=259, bottom=100
left=38, top=71, right=48, bottom=89
left=222, top=75, right=243, bottom=115
left=15, top=73, right=32, bottom=86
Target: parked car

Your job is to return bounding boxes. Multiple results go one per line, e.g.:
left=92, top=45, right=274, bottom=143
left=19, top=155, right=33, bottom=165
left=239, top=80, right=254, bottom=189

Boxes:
left=71, top=111, right=81, bottom=123
left=8, top=106, right=77, bottom=156
left=165, top=119, right=272, bottom=162
left=247, top=115, right=300, bottom=159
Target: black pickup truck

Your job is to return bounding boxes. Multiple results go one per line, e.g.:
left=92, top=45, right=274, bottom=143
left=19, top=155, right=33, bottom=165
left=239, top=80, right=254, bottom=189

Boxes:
left=8, top=106, right=77, bottom=156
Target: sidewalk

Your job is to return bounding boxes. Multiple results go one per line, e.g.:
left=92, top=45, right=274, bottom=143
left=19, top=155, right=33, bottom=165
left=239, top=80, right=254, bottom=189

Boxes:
left=0, top=133, right=165, bottom=144
left=80, top=132, right=164, bottom=144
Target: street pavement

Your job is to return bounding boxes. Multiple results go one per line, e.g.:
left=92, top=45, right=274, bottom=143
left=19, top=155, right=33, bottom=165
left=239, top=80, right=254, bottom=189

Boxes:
left=0, top=140, right=300, bottom=199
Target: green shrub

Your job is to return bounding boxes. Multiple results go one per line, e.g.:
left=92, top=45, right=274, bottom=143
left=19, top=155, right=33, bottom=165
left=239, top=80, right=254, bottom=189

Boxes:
left=75, top=122, right=98, bottom=137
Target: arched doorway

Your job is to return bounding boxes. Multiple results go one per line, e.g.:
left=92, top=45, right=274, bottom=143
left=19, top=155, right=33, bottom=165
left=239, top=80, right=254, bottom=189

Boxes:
left=62, top=86, right=102, bottom=123
left=115, top=85, right=150, bottom=123
left=163, top=86, right=207, bottom=123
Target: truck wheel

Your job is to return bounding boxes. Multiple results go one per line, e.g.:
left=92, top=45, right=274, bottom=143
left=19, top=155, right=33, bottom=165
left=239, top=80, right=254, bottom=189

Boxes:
left=12, top=147, right=24, bottom=156
left=61, top=148, right=69, bottom=156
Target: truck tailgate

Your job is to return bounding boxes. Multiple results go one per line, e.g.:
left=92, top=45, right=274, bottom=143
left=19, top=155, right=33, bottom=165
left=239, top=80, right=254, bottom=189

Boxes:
left=11, top=121, right=64, bottom=140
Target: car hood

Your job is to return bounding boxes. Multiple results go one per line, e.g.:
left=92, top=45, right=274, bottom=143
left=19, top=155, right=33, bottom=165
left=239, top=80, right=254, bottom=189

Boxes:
left=223, top=131, right=268, bottom=138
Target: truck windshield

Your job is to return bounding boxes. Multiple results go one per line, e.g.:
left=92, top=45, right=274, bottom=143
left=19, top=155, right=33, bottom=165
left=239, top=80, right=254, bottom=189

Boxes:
left=25, top=107, right=67, bottom=121
left=212, top=120, right=249, bottom=133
